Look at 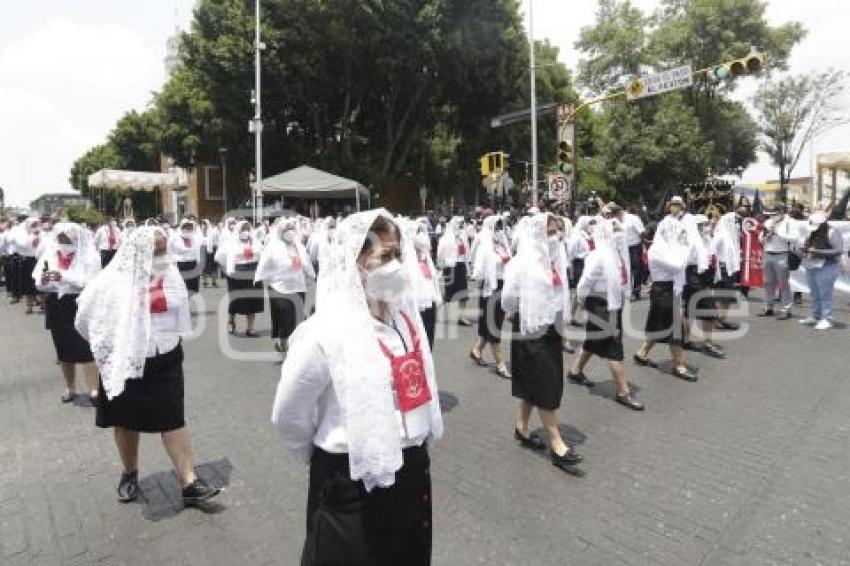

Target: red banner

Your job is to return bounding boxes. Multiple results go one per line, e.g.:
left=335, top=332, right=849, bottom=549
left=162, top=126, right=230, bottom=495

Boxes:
left=740, top=224, right=764, bottom=288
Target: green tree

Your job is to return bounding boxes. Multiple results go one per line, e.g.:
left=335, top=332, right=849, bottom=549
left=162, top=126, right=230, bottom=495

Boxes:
left=109, top=109, right=163, bottom=172
left=753, top=70, right=847, bottom=202
left=69, top=143, right=122, bottom=195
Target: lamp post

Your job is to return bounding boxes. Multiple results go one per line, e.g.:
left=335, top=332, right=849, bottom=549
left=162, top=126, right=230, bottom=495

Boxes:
left=419, top=184, right=428, bottom=213
left=528, top=0, right=539, bottom=209
left=250, top=0, right=265, bottom=224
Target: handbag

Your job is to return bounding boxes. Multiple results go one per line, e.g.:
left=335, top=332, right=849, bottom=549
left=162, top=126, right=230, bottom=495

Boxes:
left=788, top=251, right=802, bottom=271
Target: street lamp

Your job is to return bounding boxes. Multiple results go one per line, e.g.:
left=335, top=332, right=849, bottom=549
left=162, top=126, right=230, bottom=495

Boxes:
left=419, top=184, right=428, bottom=213
left=528, top=0, right=539, bottom=209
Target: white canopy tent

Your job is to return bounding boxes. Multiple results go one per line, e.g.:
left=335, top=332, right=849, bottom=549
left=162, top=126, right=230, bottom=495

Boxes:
left=87, top=169, right=188, bottom=191
left=251, top=165, right=369, bottom=211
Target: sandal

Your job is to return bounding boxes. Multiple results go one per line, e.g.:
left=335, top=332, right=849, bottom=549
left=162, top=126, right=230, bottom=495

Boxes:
left=672, top=366, right=698, bottom=382
left=469, top=350, right=487, bottom=367
left=245, top=330, right=258, bottom=338
left=633, top=354, right=657, bottom=368
left=494, top=365, right=512, bottom=379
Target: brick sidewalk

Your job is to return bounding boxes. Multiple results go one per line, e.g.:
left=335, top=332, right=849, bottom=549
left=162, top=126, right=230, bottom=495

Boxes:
left=1, top=288, right=849, bottom=565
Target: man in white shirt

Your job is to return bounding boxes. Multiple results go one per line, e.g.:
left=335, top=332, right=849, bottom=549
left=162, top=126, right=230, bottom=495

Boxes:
left=93, top=219, right=121, bottom=267
left=614, top=204, right=646, bottom=300
left=758, top=204, right=795, bottom=319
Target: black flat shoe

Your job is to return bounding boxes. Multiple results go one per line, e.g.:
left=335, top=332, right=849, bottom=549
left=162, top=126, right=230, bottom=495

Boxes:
left=117, top=471, right=139, bottom=503
left=615, top=393, right=645, bottom=411
left=672, top=366, right=698, bottom=382
left=514, top=429, right=545, bottom=451
left=682, top=341, right=701, bottom=352
left=567, top=371, right=594, bottom=388
left=182, top=478, right=221, bottom=506
left=569, top=319, right=582, bottom=328
left=776, top=311, right=792, bottom=321
left=757, top=309, right=774, bottom=317
left=61, top=392, right=76, bottom=404
left=551, top=449, right=584, bottom=474
left=458, top=318, right=472, bottom=327
left=469, top=351, right=487, bottom=367
left=633, top=354, right=656, bottom=368
left=244, top=330, right=258, bottom=338
left=702, top=343, right=725, bottom=359
left=716, top=320, right=741, bottom=330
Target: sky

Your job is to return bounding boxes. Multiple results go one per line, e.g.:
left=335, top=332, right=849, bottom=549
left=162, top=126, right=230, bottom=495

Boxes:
left=0, top=0, right=848, bottom=207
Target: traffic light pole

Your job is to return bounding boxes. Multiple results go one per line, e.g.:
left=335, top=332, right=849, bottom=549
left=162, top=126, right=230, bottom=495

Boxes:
left=528, top=0, right=538, bottom=209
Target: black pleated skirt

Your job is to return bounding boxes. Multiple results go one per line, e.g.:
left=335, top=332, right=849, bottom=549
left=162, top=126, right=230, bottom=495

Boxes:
left=510, top=319, right=564, bottom=411
left=7, top=254, right=21, bottom=296
left=100, top=250, right=117, bottom=269
left=226, top=262, right=264, bottom=315
left=420, top=305, right=436, bottom=350
left=301, top=445, right=432, bottom=566
left=45, top=293, right=94, bottom=363
left=19, top=256, right=37, bottom=296
left=177, top=260, right=200, bottom=293
left=477, top=280, right=505, bottom=343
left=269, top=289, right=306, bottom=340
left=442, top=262, right=468, bottom=302
left=644, top=281, right=683, bottom=345
left=203, top=247, right=218, bottom=276
left=582, top=295, right=624, bottom=361
left=569, top=258, right=585, bottom=289
left=96, top=345, right=185, bottom=433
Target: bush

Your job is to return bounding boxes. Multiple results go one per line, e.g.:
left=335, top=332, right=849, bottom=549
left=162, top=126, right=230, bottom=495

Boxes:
left=66, top=206, right=104, bottom=226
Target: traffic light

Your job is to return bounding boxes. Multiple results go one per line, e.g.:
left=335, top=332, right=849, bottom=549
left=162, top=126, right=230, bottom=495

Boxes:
left=557, top=140, right=573, bottom=176
left=480, top=152, right=509, bottom=177
left=708, top=50, right=766, bottom=82
left=480, top=154, right=491, bottom=177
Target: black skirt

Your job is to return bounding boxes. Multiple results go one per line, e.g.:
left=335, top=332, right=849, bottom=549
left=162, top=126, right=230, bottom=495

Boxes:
left=7, top=254, right=21, bottom=297
left=227, top=262, right=264, bottom=315
left=569, top=258, right=585, bottom=289
left=420, top=305, right=436, bottom=351
left=45, top=293, right=94, bottom=363
left=442, top=262, right=468, bottom=302
left=96, top=344, right=185, bottom=433
left=19, top=256, right=37, bottom=296
left=582, top=295, right=624, bottom=361
left=100, top=249, right=117, bottom=268
left=301, top=445, right=432, bottom=566
left=510, top=319, right=564, bottom=410
left=644, top=281, right=683, bottom=345
left=203, top=247, right=218, bottom=276
left=682, top=265, right=704, bottom=319
left=269, top=289, right=306, bottom=340
left=477, top=280, right=505, bottom=344
left=177, top=260, right=200, bottom=293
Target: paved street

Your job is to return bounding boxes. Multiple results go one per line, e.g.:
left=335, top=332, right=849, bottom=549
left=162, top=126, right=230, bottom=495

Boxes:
left=2, top=287, right=850, bottom=566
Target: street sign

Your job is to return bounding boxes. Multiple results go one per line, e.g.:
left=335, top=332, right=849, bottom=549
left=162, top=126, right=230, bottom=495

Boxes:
left=548, top=175, right=571, bottom=200
left=625, top=65, right=693, bottom=101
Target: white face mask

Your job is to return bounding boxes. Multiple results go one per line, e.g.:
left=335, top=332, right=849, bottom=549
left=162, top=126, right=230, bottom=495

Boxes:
left=362, top=259, right=408, bottom=303
left=282, top=230, right=296, bottom=243
left=57, top=243, right=75, bottom=255
left=239, top=231, right=251, bottom=241
left=414, top=232, right=430, bottom=252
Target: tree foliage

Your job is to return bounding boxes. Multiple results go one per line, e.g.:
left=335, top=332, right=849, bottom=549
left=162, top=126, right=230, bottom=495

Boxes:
left=753, top=69, right=847, bottom=202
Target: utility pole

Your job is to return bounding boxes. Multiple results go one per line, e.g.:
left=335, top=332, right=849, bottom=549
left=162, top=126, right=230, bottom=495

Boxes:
left=252, top=0, right=264, bottom=224
left=528, top=0, right=538, bottom=209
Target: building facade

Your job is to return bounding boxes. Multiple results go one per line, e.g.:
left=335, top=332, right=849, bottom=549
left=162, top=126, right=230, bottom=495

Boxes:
left=30, top=193, right=93, bottom=215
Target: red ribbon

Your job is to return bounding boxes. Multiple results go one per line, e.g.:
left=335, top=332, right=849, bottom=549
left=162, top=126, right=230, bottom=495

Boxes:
left=243, top=244, right=254, bottom=261
left=57, top=252, right=74, bottom=271
left=149, top=277, right=168, bottom=313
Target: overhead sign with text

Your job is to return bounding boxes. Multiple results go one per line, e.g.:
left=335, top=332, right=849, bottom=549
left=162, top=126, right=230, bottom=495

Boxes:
left=626, top=65, right=694, bottom=101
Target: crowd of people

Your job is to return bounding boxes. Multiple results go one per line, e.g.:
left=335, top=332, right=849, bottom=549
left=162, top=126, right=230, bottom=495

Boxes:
left=0, top=195, right=846, bottom=564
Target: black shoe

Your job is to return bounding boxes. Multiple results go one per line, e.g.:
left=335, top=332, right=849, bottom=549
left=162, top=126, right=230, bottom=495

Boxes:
left=469, top=350, right=487, bottom=367
left=633, top=354, right=657, bottom=368
left=61, top=392, right=76, bottom=404
left=182, top=478, right=221, bottom=506
left=514, top=429, right=546, bottom=451
left=551, top=449, right=584, bottom=474
left=117, top=471, right=139, bottom=503
left=716, top=320, right=740, bottom=331
left=615, top=393, right=645, bottom=411
left=757, top=309, right=774, bottom=317
left=682, top=341, right=701, bottom=352
left=793, top=293, right=803, bottom=306
left=702, top=343, right=725, bottom=359
left=567, top=371, right=594, bottom=388
left=458, top=318, right=472, bottom=327
left=569, top=319, right=582, bottom=328
left=274, top=340, right=282, bottom=352
left=776, top=310, right=792, bottom=321
left=672, top=366, right=698, bottom=382
left=631, top=293, right=641, bottom=301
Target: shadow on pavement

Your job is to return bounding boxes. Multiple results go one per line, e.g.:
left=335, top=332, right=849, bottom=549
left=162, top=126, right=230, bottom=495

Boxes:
left=139, top=457, right=233, bottom=522
left=587, top=380, right=641, bottom=400
left=438, top=390, right=459, bottom=414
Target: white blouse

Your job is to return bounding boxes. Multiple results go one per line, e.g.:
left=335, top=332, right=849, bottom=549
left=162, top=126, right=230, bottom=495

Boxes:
left=271, top=313, right=429, bottom=462
left=147, top=293, right=190, bottom=358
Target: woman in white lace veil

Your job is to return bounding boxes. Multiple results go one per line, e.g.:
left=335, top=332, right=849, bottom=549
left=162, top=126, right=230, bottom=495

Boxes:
left=34, top=222, right=101, bottom=404
left=635, top=214, right=697, bottom=381
left=400, top=217, right=442, bottom=350
left=75, top=227, right=220, bottom=505
left=567, top=218, right=644, bottom=410
left=272, top=208, right=443, bottom=565
left=436, top=216, right=472, bottom=325
left=501, top=213, right=584, bottom=475
left=215, top=220, right=264, bottom=336
left=469, top=215, right=512, bottom=377
left=255, top=217, right=314, bottom=352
